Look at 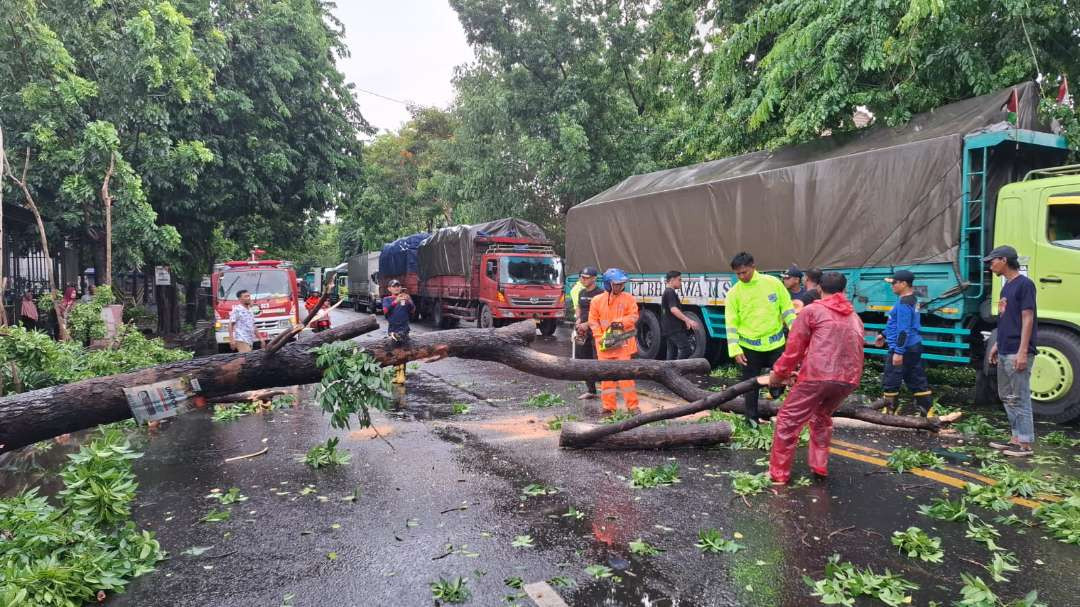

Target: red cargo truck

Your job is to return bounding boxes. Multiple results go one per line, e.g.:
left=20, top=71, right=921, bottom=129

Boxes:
left=415, top=219, right=565, bottom=334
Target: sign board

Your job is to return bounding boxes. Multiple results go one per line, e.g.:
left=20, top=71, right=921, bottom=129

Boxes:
left=200, top=275, right=211, bottom=288
left=122, top=377, right=202, bottom=424
left=154, top=266, right=172, bottom=286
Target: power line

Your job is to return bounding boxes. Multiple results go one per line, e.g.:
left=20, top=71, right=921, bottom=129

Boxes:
left=353, top=86, right=412, bottom=106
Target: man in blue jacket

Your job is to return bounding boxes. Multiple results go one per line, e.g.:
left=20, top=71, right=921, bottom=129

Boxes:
left=383, top=279, right=414, bottom=384
left=878, top=270, right=932, bottom=415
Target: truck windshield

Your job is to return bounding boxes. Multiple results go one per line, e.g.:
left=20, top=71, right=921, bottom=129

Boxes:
left=500, top=256, right=562, bottom=285
left=218, top=270, right=291, bottom=300
left=1048, top=201, right=1080, bottom=250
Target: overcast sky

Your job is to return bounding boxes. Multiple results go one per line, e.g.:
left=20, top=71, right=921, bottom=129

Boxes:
left=331, top=1, right=474, bottom=134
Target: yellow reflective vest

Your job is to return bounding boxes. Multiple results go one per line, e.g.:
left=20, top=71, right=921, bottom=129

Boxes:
left=725, top=271, right=796, bottom=357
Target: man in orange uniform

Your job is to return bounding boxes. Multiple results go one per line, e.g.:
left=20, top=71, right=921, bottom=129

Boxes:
left=588, top=268, right=640, bottom=414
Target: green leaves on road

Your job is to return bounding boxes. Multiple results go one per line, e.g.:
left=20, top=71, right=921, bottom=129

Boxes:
left=525, top=392, right=565, bottom=408
left=694, top=529, right=744, bottom=554
left=302, top=437, right=352, bottom=469
left=805, top=554, right=917, bottom=607
left=890, top=527, right=943, bottom=563
left=886, top=448, right=945, bottom=474
left=429, top=577, right=470, bottom=604
left=629, top=462, right=680, bottom=488
left=314, top=344, right=394, bottom=430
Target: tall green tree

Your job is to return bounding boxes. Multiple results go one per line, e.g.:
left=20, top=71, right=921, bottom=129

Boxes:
left=695, top=0, right=1080, bottom=156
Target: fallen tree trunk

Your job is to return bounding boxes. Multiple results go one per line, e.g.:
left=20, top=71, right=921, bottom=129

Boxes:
left=0, top=318, right=379, bottom=453
left=559, top=379, right=761, bottom=448
left=560, top=421, right=732, bottom=450
left=0, top=319, right=957, bottom=453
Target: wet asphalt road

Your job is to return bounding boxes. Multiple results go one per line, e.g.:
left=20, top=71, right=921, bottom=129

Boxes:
left=4, top=308, right=1079, bottom=607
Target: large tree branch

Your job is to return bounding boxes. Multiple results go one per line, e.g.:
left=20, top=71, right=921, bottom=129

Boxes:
left=0, top=321, right=958, bottom=453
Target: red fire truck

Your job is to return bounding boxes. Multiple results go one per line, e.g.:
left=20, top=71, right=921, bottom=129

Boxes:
left=212, top=254, right=302, bottom=352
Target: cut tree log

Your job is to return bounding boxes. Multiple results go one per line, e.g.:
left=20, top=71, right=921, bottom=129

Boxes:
left=0, top=319, right=959, bottom=453
left=559, top=421, right=732, bottom=450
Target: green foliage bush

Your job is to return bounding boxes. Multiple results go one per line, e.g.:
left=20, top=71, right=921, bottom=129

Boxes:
left=0, top=429, right=164, bottom=605
left=0, top=324, right=191, bottom=395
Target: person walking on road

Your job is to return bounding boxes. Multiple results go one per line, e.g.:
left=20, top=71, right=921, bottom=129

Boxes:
left=767, top=272, right=865, bottom=484
left=878, top=270, right=933, bottom=416
left=662, top=271, right=701, bottom=360
left=228, top=289, right=260, bottom=353
left=985, top=245, right=1038, bottom=457
left=725, top=252, right=796, bottom=425
left=782, top=265, right=806, bottom=300
left=589, top=268, right=640, bottom=415
left=571, top=266, right=604, bottom=400
left=383, top=279, right=415, bottom=385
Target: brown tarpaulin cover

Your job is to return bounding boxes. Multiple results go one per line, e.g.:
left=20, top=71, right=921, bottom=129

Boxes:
left=419, top=218, right=550, bottom=279
left=566, top=82, right=1045, bottom=275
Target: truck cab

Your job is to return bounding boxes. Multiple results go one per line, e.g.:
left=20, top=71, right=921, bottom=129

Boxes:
left=212, top=260, right=300, bottom=352
left=476, top=241, right=564, bottom=333
left=990, top=166, right=1080, bottom=421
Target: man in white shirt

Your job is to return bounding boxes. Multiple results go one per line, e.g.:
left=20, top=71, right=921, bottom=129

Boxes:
left=228, top=289, right=260, bottom=352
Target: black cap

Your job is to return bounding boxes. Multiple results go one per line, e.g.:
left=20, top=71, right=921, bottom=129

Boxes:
left=982, top=245, right=1019, bottom=262
left=885, top=270, right=915, bottom=285
left=387, top=279, right=402, bottom=287
left=579, top=266, right=599, bottom=277
left=782, top=265, right=803, bottom=279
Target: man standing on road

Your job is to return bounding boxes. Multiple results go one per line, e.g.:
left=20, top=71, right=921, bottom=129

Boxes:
left=662, top=270, right=700, bottom=360
left=571, top=267, right=604, bottom=400
left=985, top=245, right=1038, bottom=457
left=725, top=252, right=796, bottom=425
left=878, top=270, right=933, bottom=416
left=589, top=268, right=640, bottom=415
left=782, top=265, right=806, bottom=300
left=383, top=279, right=415, bottom=385
left=767, top=272, right=865, bottom=484
left=228, top=289, right=260, bottom=353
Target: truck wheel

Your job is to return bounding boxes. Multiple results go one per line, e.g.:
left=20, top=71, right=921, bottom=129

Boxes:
left=433, top=301, right=453, bottom=329
left=478, top=304, right=494, bottom=329
left=682, top=310, right=709, bottom=360
left=1030, top=325, right=1080, bottom=423
left=446, top=317, right=460, bottom=329
left=538, top=318, right=558, bottom=336
left=636, top=308, right=663, bottom=360
left=975, top=330, right=1001, bottom=407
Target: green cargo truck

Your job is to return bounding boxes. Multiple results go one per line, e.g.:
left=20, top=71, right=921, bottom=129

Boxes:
left=566, top=82, right=1080, bottom=422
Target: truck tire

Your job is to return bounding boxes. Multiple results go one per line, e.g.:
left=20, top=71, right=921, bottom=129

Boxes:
left=478, top=304, right=494, bottom=329
left=636, top=308, right=663, bottom=360
left=975, top=330, right=1001, bottom=407
left=682, top=310, right=709, bottom=361
left=1030, top=325, right=1080, bottom=423
left=370, top=299, right=379, bottom=315
left=433, top=301, right=449, bottom=329
left=538, top=318, right=558, bottom=336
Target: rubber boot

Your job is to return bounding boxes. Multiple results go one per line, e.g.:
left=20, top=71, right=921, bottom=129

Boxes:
left=914, top=392, right=934, bottom=417
left=881, top=393, right=898, bottom=414
left=393, top=364, right=406, bottom=385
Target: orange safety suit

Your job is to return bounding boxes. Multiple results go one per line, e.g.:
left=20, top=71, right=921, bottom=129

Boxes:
left=588, top=290, right=639, bottom=411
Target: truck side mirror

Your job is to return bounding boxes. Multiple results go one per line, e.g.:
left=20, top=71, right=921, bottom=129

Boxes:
left=486, top=260, right=497, bottom=279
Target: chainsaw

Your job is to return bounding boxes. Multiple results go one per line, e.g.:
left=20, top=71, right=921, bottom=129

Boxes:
left=599, top=324, right=635, bottom=351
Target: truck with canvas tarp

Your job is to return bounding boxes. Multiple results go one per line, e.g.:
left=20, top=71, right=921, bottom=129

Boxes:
left=566, top=82, right=1080, bottom=422
left=377, top=233, right=429, bottom=307
left=346, top=251, right=381, bottom=314
left=416, top=218, right=565, bottom=334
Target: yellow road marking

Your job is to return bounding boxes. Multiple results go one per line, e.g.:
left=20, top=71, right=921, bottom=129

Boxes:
left=829, top=440, right=1046, bottom=510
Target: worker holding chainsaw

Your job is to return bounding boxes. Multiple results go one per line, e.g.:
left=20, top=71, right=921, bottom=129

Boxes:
left=725, top=252, right=796, bottom=425
left=588, top=268, right=640, bottom=414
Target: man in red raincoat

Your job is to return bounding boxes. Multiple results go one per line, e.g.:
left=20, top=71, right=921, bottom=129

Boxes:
left=767, top=272, right=865, bottom=484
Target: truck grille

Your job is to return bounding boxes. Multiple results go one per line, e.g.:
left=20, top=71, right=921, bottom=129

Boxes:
left=509, top=296, right=557, bottom=307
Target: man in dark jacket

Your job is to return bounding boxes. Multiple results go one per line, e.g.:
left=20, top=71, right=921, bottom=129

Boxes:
left=382, top=279, right=414, bottom=385
left=767, top=272, right=865, bottom=484
left=878, top=270, right=932, bottom=415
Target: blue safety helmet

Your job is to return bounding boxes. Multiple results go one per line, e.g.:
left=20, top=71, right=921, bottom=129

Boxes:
left=603, top=268, right=629, bottom=285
